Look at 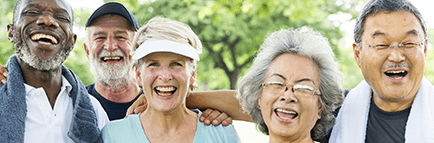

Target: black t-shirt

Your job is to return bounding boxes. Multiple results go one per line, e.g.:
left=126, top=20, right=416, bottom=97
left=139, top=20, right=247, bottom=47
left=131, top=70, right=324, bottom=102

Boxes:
left=86, top=83, right=142, bottom=121
left=365, top=98, right=410, bottom=143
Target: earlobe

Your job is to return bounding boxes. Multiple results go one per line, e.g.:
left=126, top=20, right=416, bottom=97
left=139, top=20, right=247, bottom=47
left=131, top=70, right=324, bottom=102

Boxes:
left=190, top=69, right=197, bottom=85
left=135, top=67, right=142, bottom=87
left=84, top=43, right=90, bottom=59
left=317, top=104, right=323, bottom=119
left=257, top=94, right=262, bottom=109
left=423, top=39, right=428, bottom=57
left=7, top=24, right=14, bottom=42
left=353, top=42, right=362, bottom=68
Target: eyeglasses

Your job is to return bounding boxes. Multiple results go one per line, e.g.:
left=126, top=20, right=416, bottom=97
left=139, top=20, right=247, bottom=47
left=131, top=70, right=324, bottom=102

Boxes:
left=261, top=81, right=320, bottom=97
left=360, top=40, right=425, bottom=50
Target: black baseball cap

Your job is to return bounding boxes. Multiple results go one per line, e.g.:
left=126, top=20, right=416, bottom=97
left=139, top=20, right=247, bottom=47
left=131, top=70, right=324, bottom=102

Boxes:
left=85, top=2, right=139, bottom=31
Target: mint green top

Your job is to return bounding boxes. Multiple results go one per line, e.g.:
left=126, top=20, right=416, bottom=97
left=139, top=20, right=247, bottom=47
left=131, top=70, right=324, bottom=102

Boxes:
left=102, top=109, right=240, bottom=143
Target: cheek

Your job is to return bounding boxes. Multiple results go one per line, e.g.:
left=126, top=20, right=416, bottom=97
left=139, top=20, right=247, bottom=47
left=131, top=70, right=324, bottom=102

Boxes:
left=88, top=45, right=101, bottom=59
left=142, top=70, right=159, bottom=84
left=258, top=92, right=276, bottom=113
left=119, top=42, right=131, bottom=54
left=174, top=69, right=191, bottom=82
left=300, top=98, right=321, bottom=120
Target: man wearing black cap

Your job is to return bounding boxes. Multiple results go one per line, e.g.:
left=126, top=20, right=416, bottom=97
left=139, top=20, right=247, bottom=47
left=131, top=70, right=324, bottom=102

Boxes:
left=83, top=2, right=142, bottom=121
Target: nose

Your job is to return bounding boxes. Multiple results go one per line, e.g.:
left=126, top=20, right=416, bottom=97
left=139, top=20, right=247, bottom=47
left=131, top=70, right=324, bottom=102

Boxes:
left=158, top=66, right=173, bottom=82
left=387, top=47, right=405, bottom=62
left=280, top=89, right=298, bottom=103
left=103, top=35, right=118, bottom=52
left=36, top=13, right=59, bottom=28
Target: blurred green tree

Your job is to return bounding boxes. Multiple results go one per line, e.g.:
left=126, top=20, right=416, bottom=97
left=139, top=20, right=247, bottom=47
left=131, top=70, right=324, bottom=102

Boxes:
left=116, top=0, right=360, bottom=89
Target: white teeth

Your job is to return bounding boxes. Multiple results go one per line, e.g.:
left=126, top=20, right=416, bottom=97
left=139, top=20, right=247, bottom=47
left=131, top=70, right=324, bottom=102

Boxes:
left=156, top=87, right=176, bottom=92
left=31, top=34, right=58, bottom=44
left=386, top=70, right=405, bottom=74
left=103, top=57, right=121, bottom=60
left=276, top=109, right=297, bottom=114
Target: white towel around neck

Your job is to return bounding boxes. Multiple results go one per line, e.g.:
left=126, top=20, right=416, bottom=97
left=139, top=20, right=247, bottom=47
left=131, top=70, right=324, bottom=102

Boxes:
left=329, top=77, right=434, bottom=143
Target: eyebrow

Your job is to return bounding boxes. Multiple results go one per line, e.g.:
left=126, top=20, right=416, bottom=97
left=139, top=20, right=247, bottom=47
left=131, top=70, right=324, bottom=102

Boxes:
left=22, top=4, right=40, bottom=11
left=269, top=73, right=316, bottom=84
left=55, top=8, right=72, bottom=18
left=295, top=78, right=316, bottom=84
left=23, top=4, right=71, bottom=18
left=270, top=73, right=287, bottom=81
left=114, top=31, right=128, bottom=35
left=372, top=31, right=386, bottom=38
left=372, top=29, right=419, bottom=39
left=406, top=29, right=419, bottom=37
left=93, top=32, right=107, bottom=37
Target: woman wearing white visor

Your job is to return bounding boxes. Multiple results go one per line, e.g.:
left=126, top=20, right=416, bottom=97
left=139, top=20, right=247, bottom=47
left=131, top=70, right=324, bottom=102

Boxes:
left=101, top=17, right=240, bottom=143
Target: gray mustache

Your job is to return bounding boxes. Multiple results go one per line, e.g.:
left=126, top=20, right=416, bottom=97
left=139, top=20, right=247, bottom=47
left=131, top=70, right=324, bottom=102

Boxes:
left=98, top=49, right=125, bottom=58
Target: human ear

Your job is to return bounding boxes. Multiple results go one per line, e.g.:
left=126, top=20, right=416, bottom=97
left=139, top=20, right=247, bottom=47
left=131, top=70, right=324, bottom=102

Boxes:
left=257, top=94, right=262, bottom=109
left=83, top=43, right=91, bottom=60
left=135, top=65, right=142, bottom=88
left=353, top=42, right=362, bottom=68
left=317, top=102, right=323, bottom=119
left=7, top=24, right=14, bottom=42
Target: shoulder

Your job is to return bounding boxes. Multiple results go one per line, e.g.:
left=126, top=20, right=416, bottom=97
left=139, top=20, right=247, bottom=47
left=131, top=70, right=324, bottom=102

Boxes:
left=89, top=94, right=109, bottom=129
left=194, top=110, right=240, bottom=143
left=102, top=114, right=145, bottom=142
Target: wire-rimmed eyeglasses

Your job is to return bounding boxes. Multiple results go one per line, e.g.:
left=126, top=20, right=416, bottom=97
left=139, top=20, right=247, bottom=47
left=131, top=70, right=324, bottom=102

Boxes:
left=360, top=40, right=425, bottom=50
left=261, top=81, right=320, bottom=97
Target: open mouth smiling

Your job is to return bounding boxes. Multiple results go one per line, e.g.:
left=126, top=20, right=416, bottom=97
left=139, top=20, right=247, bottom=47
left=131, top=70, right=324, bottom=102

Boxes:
left=31, top=33, right=58, bottom=45
left=385, top=70, right=408, bottom=79
left=275, top=108, right=298, bottom=120
left=101, top=56, right=123, bottom=62
left=154, top=86, right=177, bottom=96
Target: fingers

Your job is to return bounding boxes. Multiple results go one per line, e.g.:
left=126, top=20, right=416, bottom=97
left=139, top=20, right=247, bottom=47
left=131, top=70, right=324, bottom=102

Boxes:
left=221, top=114, right=233, bottom=126
left=199, top=109, right=215, bottom=125
left=211, top=112, right=231, bottom=126
left=134, top=105, right=147, bottom=114
left=199, top=109, right=232, bottom=126
left=0, top=64, right=7, bottom=84
left=125, top=106, right=135, bottom=118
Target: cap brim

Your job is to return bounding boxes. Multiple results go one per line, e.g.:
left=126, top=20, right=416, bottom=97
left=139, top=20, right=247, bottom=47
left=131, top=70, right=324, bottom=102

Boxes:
left=132, top=40, right=200, bottom=61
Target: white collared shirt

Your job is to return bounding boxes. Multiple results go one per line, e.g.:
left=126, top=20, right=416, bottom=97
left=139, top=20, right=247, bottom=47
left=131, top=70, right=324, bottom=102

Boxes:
left=24, top=76, right=108, bottom=143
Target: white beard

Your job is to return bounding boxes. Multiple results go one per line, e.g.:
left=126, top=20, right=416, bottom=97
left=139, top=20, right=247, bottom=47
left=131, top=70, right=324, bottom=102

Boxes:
left=89, top=49, right=134, bottom=90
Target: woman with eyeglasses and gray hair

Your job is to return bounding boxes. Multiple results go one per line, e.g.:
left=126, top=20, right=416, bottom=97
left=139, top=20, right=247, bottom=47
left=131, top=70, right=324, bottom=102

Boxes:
left=237, top=27, right=344, bottom=143
left=101, top=17, right=240, bottom=143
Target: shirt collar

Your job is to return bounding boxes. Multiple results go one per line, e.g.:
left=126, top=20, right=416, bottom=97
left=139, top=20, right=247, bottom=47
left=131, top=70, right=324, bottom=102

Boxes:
left=24, top=75, right=73, bottom=96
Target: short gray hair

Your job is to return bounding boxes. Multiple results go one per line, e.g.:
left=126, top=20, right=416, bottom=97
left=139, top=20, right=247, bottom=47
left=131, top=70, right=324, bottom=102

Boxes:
left=354, top=0, right=427, bottom=44
left=237, top=27, right=344, bottom=140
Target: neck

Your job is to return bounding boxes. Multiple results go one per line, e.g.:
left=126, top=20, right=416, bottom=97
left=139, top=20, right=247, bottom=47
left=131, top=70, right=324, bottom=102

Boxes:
left=95, top=80, right=140, bottom=103
left=18, top=58, right=62, bottom=108
left=140, top=105, right=197, bottom=133
left=372, top=92, right=415, bottom=112
left=269, top=132, right=314, bottom=143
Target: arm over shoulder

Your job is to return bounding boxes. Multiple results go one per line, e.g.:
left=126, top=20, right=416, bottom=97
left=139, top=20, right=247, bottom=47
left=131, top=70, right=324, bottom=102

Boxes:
left=89, top=94, right=109, bottom=129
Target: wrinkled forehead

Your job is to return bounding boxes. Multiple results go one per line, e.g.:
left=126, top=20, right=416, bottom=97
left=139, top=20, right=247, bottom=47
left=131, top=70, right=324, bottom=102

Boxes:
left=363, top=11, right=424, bottom=40
left=19, top=0, right=73, bottom=19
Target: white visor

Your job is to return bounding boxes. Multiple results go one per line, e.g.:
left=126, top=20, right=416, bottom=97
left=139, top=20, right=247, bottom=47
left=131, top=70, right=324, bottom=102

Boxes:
left=132, top=39, right=200, bottom=61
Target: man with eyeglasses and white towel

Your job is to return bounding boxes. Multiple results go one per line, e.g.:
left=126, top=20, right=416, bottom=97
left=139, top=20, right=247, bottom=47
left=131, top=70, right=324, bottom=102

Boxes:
left=329, top=0, right=434, bottom=142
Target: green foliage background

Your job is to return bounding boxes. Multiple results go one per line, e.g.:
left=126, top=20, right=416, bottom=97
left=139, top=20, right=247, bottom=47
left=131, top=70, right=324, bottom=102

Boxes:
left=1, top=0, right=433, bottom=90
